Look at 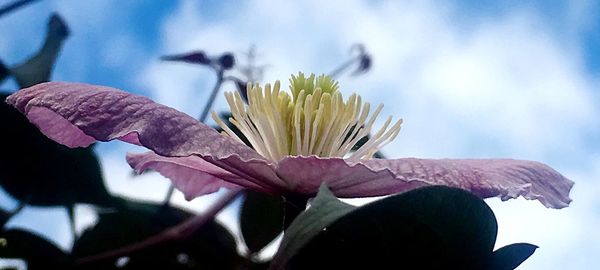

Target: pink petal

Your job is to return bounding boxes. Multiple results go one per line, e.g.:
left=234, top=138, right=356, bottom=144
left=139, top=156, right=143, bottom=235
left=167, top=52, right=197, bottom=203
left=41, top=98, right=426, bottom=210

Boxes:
left=7, top=82, right=286, bottom=194
left=276, top=156, right=573, bottom=208
left=276, top=156, right=427, bottom=197
left=126, top=152, right=255, bottom=199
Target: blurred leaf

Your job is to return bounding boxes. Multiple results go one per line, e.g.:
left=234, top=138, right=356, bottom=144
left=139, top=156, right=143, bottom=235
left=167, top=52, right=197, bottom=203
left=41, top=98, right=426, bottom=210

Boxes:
left=0, top=208, right=10, bottom=227
left=240, top=190, right=284, bottom=254
left=0, top=228, right=71, bottom=269
left=161, top=51, right=211, bottom=65
left=218, top=53, right=235, bottom=70
left=487, top=243, right=537, bottom=270
left=214, top=112, right=252, bottom=147
left=0, top=93, right=115, bottom=207
left=10, top=13, right=70, bottom=88
left=0, top=58, right=8, bottom=84
left=345, top=124, right=385, bottom=159
left=351, top=53, right=371, bottom=76
left=73, top=200, right=242, bottom=269
left=228, top=77, right=248, bottom=102
left=0, top=202, right=24, bottom=228
left=270, top=184, right=356, bottom=269
left=281, top=186, right=499, bottom=269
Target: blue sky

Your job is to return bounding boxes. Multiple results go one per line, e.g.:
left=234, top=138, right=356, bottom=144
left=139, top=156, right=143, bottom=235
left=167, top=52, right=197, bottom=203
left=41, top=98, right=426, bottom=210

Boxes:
left=1, top=1, right=599, bottom=269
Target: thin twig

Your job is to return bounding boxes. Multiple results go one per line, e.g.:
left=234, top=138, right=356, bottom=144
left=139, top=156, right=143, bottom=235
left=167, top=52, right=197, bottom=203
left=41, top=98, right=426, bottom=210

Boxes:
left=76, top=189, right=243, bottom=266
left=0, top=0, right=40, bottom=18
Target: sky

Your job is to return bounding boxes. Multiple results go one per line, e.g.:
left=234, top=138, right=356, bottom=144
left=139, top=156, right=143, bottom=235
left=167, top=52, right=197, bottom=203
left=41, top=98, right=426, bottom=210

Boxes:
left=1, top=0, right=599, bottom=269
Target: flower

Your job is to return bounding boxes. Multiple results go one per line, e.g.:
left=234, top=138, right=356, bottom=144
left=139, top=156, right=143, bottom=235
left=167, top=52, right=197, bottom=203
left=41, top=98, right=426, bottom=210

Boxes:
left=6, top=74, right=574, bottom=208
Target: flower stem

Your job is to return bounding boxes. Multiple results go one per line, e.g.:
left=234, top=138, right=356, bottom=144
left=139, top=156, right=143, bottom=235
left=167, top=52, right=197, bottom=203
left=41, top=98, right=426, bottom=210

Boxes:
left=161, top=68, right=225, bottom=207
left=282, top=194, right=309, bottom=230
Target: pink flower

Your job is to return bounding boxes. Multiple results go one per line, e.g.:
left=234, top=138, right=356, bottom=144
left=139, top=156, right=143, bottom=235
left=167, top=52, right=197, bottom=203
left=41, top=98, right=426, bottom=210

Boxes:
left=6, top=74, right=574, bottom=208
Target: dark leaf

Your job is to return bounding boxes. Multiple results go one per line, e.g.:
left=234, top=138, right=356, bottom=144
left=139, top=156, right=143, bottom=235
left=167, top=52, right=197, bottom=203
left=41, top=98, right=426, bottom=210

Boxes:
left=230, top=78, right=249, bottom=102
left=214, top=111, right=252, bottom=147
left=218, top=53, right=235, bottom=70
left=240, top=190, right=284, bottom=254
left=270, top=184, right=356, bottom=269
left=48, top=12, right=70, bottom=38
left=487, top=243, right=537, bottom=270
left=0, top=228, right=72, bottom=269
left=10, top=13, right=69, bottom=88
left=283, top=186, right=499, bottom=270
left=0, top=93, right=114, bottom=207
left=351, top=54, right=371, bottom=76
left=161, top=51, right=211, bottom=65
left=73, top=199, right=242, bottom=269
left=345, top=124, right=385, bottom=158
left=0, top=58, right=9, bottom=83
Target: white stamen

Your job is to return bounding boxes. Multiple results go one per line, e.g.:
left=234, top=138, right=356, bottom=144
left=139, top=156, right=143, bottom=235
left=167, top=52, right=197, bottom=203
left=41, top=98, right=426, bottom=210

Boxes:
left=214, top=73, right=403, bottom=162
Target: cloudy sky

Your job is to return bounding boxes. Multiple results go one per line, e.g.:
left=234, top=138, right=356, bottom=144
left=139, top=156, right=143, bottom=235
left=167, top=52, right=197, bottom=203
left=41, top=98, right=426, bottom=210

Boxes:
left=1, top=0, right=599, bottom=268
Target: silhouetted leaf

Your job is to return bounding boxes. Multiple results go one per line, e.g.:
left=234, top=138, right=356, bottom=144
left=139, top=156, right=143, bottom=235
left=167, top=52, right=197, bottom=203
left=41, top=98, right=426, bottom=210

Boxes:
left=0, top=58, right=8, bottom=83
left=0, top=93, right=114, bottom=207
left=73, top=200, right=241, bottom=269
left=229, top=77, right=249, bottom=102
left=351, top=53, right=371, bottom=76
left=0, top=228, right=71, bottom=269
left=487, top=243, right=537, bottom=270
left=218, top=53, right=235, bottom=70
left=214, top=111, right=252, bottom=147
left=270, top=184, right=356, bottom=269
left=345, top=124, right=385, bottom=158
left=279, top=186, right=499, bottom=269
left=161, top=51, right=211, bottom=65
left=240, top=190, right=284, bottom=254
left=10, top=13, right=70, bottom=88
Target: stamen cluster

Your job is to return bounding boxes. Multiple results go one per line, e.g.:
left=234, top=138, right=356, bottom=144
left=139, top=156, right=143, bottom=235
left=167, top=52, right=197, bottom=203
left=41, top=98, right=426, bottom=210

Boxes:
left=213, top=73, right=402, bottom=162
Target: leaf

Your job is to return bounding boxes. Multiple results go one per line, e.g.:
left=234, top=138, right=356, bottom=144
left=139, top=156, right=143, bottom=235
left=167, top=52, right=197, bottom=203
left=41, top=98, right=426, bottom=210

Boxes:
left=214, top=111, right=252, bottom=147
left=351, top=53, right=371, bottom=76
left=10, top=13, right=70, bottom=88
left=0, top=228, right=72, bottom=269
left=487, top=243, right=537, bottom=270
left=161, top=51, right=211, bottom=65
left=218, top=53, right=235, bottom=70
left=240, top=190, right=284, bottom=254
left=0, top=58, right=8, bottom=83
left=283, top=186, right=499, bottom=269
left=269, top=184, right=356, bottom=269
left=0, top=93, right=114, bottom=207
left=73, top=199, right=242, bottom=269
left=230, top=78, right=249, bottom=102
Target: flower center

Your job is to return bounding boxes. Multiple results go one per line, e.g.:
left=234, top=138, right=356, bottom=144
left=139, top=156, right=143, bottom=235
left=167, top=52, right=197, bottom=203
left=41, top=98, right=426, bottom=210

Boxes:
left=212, top=73, right=402, bottom=162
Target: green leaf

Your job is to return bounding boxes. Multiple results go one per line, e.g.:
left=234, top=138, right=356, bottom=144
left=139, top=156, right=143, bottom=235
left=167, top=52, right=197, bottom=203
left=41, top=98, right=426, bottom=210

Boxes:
left=240, top=190, right=285, bottom=254
left=269, top=184, right=356, bottom=270
left=73, top=199, right=242, bottom=269
left=488, top=243, right=537, bottom=270
left=0, top=93, right=114, bottom=207
left=284, top=186, right=499, bottom=269
left=0, top=229, right=71, bottom=269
